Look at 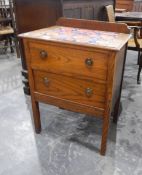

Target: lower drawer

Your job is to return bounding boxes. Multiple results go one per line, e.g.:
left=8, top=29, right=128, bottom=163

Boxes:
left=33, top=70, right=106, bottom=109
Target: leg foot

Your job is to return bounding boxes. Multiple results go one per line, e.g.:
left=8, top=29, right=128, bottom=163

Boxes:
left=100, top=117, right=109, bottom=156
left=35, top=127, right=41, bottom=134
left=31, top=99, right=41, bottom=133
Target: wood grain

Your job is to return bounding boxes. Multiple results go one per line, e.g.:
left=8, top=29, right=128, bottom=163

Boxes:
left=100, top=50, right=116, bottom=155
left=23, top=39, right=41, bottom=133
left=33, top=70, right=106, bottom=109
left=56, top=17, right=129, bottom=34
left=116, top=0, right=134, bottom=11
left=21, top=19, right=129, bottom=155
left=34, top=92, right=104, bottom=118
left=29, top=41, right=108, bottom=82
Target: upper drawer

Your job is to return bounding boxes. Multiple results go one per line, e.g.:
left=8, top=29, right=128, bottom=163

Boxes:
left=28, top=42, right=109, bottom=82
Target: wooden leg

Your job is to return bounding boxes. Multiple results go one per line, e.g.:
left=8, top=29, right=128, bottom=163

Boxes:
left=137, top=51, right=141, bottom=65
left=100, top=116, right=110, bottom=155
left=14, top=37, right=21, bottom=58
left=113, top=98, right=121, bottom=123
left=137, top=54, right=142, bottom=84
left=137, top=66, right=141, bottom=84
left=31, top=98, right=41, bottom=133
left=4, top=38, right=8, bottom=53
left=9, top=37, right=14, bottom=53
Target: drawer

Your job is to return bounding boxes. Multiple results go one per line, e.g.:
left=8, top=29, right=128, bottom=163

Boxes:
left=29, top=42, right=109, bottom=81
left=33, top=70, right=106, bottom=109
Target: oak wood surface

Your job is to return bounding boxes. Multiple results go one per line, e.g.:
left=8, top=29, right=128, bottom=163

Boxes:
left=28, top=40, right=108, bottom=82
left=112, top=45, right=127, bottom=123
left=116, top=0, right=134, bottom=11
left=111, top=45, right=126, bottom=113
left=21, top=19, right=130, bottom=155
left=34, top=92, right=104, bottom=118
left=33, top=70, right=106, bottom=109
left=13, top=0, right=63, bottom=94
left=56, top=17, right=129, bottom=34
left=23, top=39, right=41, bottom=133
left=19, top=25, right=130, bottom=51
left=100, top=49, right=115, bottom=154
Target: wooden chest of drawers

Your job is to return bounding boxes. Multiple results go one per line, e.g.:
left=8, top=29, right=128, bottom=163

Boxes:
left=20, top=18, right=130, bottom=155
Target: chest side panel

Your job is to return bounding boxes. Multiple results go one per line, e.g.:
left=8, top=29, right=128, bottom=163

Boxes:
left=111, top=45, right=127, bottom=113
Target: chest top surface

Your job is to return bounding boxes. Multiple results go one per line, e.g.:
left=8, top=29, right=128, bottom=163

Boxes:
left=19, top=26, right=130, bottom=51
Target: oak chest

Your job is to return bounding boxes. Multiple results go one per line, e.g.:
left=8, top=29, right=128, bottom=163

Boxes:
left=20, top=18, right=130, bottom=155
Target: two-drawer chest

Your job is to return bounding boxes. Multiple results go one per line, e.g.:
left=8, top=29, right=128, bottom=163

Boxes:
left=19, top=18, right=130, bottom=155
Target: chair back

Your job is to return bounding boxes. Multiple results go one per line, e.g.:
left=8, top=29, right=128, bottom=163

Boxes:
left=105, top=5, right=115, bottom=23
left=0, top=0, right=10, bottom=18
left=106, top=2, right=142, bottom=84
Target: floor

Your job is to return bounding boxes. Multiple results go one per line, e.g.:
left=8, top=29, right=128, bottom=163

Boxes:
left=0, top=50, right=142, bottom=175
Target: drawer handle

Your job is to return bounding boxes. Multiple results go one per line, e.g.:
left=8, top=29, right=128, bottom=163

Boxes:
left=43, top=77, right=50, bottom=86
left=85, top=58, right=93, bottom=66
left=40, top=50, right=48, bottom=59
left=85, top=88, right=93, bottom=97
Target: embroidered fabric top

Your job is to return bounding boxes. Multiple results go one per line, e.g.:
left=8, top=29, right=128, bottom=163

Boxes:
left=19, top=26, right=130, bottom=51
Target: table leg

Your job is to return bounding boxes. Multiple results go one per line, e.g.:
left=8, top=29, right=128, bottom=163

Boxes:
left=100, top=113, right=110, bottom=155
left=137, top=66, right=141, bottom=84
left=137, top=54, right=142, bottom=84
left=31, top=98, right=41, bottom=134
left=113, top=98, right=122, bottom=123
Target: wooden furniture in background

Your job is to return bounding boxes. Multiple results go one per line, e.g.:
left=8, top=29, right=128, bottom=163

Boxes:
left=106, top=5, right=115, bottom=22
left=115, top=8, right=127, bottom=13
left=13, top=0, right=63, bottom=94
left=116, top=0, right=142, bottom=12
left=129, top=26, right=142, bottom=84
left=8, top=0, right=20, bottom=57
left=63, top=0, right=115, bottom=21
left=13, top=0, right=115, bottom=95
left=0, top=0, right=14, bottom=53
left=112, top=9, right=142, bottom=84
left=115, top=0, right=134, bottom=11
left=19, top=18, right=129, bottom=155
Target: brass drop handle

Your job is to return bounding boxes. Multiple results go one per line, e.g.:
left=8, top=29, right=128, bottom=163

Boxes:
left=85, top=58, right=94, bottom=66
left=85, top=88, right=93, bottom=97
left=40, top=50, right=48, bottom=59
left=43, top=77, right=50, bottom=86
